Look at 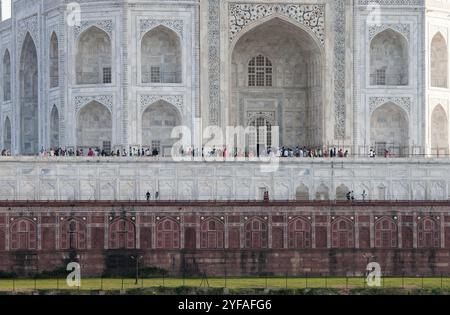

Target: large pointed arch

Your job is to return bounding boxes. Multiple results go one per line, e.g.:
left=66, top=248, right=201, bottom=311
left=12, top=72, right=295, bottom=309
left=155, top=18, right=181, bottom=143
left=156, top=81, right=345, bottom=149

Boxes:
left=371, top=102, right=409, bottom=157
left=430, top=32, right=448, bottom=88
left=430, top=104, right=449, bottom=156
left=76, top=26, right=112, bottom=85
left=76, top=101, right=112, bottom=151
left=141, top=100, right=181, bottom=156
left=230, top=16, right=325, bottom=147
left=141, top=25, right=182, bottom=84
left=20, top=32, right=39, bottom=155
left=49, top=32, right=59, bottom=88
left=370, top=28, right=409, bottom=86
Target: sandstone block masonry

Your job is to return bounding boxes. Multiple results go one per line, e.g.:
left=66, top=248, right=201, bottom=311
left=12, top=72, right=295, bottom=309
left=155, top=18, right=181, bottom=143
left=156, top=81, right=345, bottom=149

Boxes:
left=0, top=200, right=449, bottom=276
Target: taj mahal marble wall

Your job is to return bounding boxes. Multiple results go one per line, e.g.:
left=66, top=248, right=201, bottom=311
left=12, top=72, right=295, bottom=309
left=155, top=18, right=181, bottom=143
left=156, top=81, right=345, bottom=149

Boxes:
left=0, top=0, right=199, bottom=155
left=0, top=157, right=449, bottom=201
left=2, top=1, right=450, bottom=155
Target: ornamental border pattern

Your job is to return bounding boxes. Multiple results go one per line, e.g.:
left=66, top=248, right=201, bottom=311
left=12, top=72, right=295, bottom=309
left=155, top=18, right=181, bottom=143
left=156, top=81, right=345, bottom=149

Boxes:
left=368, top=23, right=410, bottom=41
left=357, top=0, right=423, bottom=6
left=74, top=19, right=114, bottom=39
left=334, top=0, right=346, bottom=139
left=139, top=19, right=184, bottom=39
left=208, top=0, right=221, bottom=125
left=228, top=3, right=326, bottom=45
left=17, top=15, right=39, bottom=52
left=369, top=96, right=411, bottom=114
left=139, top=94, right=184, bottom=116
left=74, top=95, right=114, bottom=114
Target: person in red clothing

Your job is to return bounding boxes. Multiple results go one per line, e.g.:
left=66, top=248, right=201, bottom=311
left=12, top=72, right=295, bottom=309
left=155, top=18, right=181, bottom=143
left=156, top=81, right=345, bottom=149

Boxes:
left=88, top=148, right=95, bottom=157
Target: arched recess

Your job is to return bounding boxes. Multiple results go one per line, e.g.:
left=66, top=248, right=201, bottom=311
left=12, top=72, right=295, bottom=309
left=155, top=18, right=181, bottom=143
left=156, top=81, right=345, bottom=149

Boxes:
left=60, top=219, right=87, bottom=250
left=244, top=217, right=268, bottom=249
left=3, top=49, right=11, bottom=101
left=20, top=33, right=39, bottom=155
left=288, top=217, right=312, bottom=249
left=430, top=104, right=449, bottom=156
left=331, top=218, right=354, bottom=248
left=109, top=218, right=136, bottom=249
left=370, top=102, right=409, bottom=157
left=76, top=101, right=112, bottom=151
left=141, top=100, right=181, bottom=155
left=156, top=218, right=180, bottom=249
left=141, top=26, right=182, bottom=84
left=10, top=218, right=37, bottom=250
left=370, top=29, right=409, bottom=86
left=49, top=32, right=59, bottom=88
left=3, top=117, right=11, bottom=151
left=200, top=218, right=225, bottom=249
left=50, top=105, right=60, bottom=149
left=417, top=217, right=440, bottom=248
left=374, top=217, right=398, bottom=248
left=336, top=184, right=350, bottom=201
left=430, top=32, right=448, bottom=88
left=315, top=183, right=329, bottom=201
left=230, top=16, right=324, bottom=147
left=76, top=26, right=112, bottom=85
left=295, top=184, right=309, bottom=201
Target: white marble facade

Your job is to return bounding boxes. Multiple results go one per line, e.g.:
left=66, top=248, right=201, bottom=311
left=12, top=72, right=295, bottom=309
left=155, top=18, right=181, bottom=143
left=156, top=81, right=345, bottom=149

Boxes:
left=0, top=0, right=448, bottom=155
left=0, top=1, right=450, bottom=201
left=0, top=157, right=449, bottom=201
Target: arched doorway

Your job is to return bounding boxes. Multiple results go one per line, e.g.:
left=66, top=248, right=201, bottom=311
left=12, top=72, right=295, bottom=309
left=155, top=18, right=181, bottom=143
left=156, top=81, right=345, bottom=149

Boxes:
left=430, top=32, right=448, bottom=88
left=230, top=17, right=324, bottom=148
left=76, top=26, right=112, bottom=85
left=371, top=102, right=409, bottom=157
left=430, top=104, right=449, bottom=157
left=20, top=33, right=39, bottom=155
left=141, top=26, right=182, bottom=84
left=76, top=101, right=112, bottom=151
left=370, top=29, right=409, bottom=86
left=50, top=105, right=59, bottom=149
left=248, top=115, right=273, bottom=156
left=142, top=100, right=181, bottom=156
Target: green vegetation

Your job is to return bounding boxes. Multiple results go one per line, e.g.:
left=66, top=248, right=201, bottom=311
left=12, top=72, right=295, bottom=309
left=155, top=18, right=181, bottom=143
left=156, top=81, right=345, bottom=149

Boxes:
left=0, top=276, right=450, bottom=293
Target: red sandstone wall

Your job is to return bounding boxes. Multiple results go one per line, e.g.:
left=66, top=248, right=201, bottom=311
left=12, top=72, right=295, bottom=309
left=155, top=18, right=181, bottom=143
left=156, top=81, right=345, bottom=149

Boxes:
left=0, top=202, right=449, bottom=276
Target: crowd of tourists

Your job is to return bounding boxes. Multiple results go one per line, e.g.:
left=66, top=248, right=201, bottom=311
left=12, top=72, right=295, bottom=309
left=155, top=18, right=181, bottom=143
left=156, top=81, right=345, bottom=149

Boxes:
left=0, top=145, right=403, bottom=159
left=0, top=145, right=354, bottom=159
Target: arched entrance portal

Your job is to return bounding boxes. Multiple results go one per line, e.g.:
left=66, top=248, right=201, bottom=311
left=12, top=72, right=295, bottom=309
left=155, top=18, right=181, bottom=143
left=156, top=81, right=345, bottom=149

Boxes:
left=231, top=17, right=324, bottom=148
